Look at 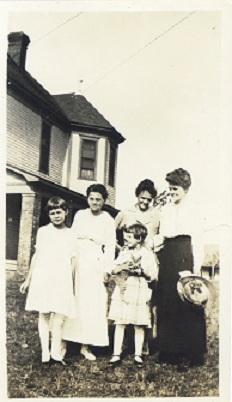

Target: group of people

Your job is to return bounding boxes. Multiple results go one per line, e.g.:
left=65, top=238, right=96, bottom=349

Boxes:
left=20, top=167, right=208, bottom=373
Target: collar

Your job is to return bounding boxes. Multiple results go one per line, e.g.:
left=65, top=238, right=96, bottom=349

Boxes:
left=127, top=204, right=154, bottom=213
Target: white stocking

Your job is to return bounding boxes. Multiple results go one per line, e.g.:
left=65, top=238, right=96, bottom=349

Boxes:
left=38, top=313, right=51, bottom=362
left=113, top=324, right=126, bottom=356
left=51, top=313, right=66, bottom=361
left=134, top=325, right=145, bottom=356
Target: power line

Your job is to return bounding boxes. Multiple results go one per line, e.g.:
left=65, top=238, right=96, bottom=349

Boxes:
left=31, top=13, right=83, bottom=45
left=8, top=12, right=84, bottom=60
left=83, top=11, right=196, bottom=93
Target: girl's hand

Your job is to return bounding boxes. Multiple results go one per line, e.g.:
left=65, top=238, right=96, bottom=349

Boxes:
left=133, top=267, right=142, bottom=276
left=112, top=262, right=129, bottom=275
left=20, top=280, right=29, bottom=294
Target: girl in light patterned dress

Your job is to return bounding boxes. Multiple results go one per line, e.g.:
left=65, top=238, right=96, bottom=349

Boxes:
left=108, top=223, right=158, bottom=367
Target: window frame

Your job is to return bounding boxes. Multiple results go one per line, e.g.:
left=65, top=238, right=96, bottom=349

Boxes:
left=79, top=137, right=98, bottom=181
left=108, top=142, right=117, bottom=187
left=39, top=120, right=51, bottom=174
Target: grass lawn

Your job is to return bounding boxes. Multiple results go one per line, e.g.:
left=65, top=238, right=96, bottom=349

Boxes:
left=6, top=274, right=219, bottom=398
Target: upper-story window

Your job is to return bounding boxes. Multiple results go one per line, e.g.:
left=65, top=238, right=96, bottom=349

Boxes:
left=108, top=143, right=117, bottom=187
left=39, top=121, right=51, bottom=174
left=79, top=138, right=97, bottom=180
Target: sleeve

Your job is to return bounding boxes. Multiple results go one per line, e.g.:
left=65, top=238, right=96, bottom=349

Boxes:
left=152, top=207, right=160, bottom=235
left=69, top=230, right=77, bottom=258
left=114, top=249, right=131, bottom=265
left=34, top=227, right=44, bottom=251
left=71, top=210, right=90, bottom=240
left=115, top=210, right=124, bottom=229
left=142, top=250, right=159, bottom=282
left=71, top=211, right=82, bottom=237
left=110, top=250, right=131, bottom=274
left=103, top=214, right=117, bottom=273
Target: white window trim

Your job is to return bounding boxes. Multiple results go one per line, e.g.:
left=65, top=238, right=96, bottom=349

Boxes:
left=78, top=136, right=99, bottom=181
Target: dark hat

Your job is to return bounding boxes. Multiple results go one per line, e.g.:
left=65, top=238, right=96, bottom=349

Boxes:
left=165, top=168, right=191, bottom=190
left=177, top=274, right=214, bottom=308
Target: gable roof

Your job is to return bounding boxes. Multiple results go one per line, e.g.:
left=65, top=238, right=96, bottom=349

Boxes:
left=7, top=55, right=70, bottom=131
left=54, top=93, right=125, bottom=144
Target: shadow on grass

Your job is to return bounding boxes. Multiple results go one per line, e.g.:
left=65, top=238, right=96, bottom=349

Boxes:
left=6, top=274, right=219, bottom=398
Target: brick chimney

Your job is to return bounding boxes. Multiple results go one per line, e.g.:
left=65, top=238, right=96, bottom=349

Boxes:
left=8, top=32, right=30, bottom=70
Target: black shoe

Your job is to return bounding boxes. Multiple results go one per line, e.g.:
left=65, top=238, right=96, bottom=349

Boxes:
left=156, top=352, right=170, bottom=364
left=134, top=355, right=145, bottom=368
left=109, top=355, right=121, bottom=367
left=177, top=357, right=190, bottom=373
left=190, top=354, right=205, bottom=367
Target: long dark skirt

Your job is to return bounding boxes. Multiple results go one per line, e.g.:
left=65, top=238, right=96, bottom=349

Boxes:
left=156, top=235, right=206, bottom=359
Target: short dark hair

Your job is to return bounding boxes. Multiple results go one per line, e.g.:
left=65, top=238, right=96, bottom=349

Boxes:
left=86, top=183, right=109, bottom=201
left=135, top=179, right=157, bottom=198
left=165, top=168, right=191, bottom=190
left=123, top=223, right=148, bottom=243
left=45, top=197, right=68, bottom=212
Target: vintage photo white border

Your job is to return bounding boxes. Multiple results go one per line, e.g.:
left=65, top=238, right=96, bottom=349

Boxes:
left=0, top=1, right=231, bottom=401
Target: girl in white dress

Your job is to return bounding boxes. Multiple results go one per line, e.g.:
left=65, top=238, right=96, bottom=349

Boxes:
left=20, top=197, right=76, bottom=365
left=108, top=223, right=158, bottom=367
left=62, top=184, right=116, bottom=361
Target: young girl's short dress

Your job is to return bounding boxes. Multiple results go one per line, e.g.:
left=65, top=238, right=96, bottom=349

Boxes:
left=25, top=223, right=76, bottom=318
left=108, top=247, right=158, bottom=327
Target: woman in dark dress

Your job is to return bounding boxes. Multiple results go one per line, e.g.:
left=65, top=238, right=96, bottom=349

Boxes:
left=154, top=168, right=206, bottom=372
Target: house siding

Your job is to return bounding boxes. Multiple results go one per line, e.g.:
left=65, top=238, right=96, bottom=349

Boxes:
left=6, top=32, right=121, bottom=274
left=7, top=95, right=70, bottom=185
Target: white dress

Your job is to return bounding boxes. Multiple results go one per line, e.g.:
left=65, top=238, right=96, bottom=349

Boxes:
left=108, top=247, right=158, bottom=326
left=62, top=209, right=116, bottom=346
left=25, top=224, right=76, bottom=318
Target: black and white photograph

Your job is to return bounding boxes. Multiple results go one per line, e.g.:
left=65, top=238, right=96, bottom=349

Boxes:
left=0, top=0, right=231, bottom=400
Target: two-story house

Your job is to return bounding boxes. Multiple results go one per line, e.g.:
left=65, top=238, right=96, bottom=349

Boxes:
left=6, top=31, right=125, bottom=274
left=53, top=93, right=124, bottom=207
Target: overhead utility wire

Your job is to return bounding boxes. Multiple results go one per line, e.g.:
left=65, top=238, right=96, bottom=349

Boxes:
left=7, top=12, right=84, bottom=121
left=39, top=11, right=197, bottom=121
left=83, top=11, right=196, bottom=93
left=31, top=13, right=83, bottom=45
left=8, top=12, right=84, bottom=60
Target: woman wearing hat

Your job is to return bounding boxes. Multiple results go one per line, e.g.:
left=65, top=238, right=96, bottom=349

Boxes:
left=154, top=168, right=206, bottom=372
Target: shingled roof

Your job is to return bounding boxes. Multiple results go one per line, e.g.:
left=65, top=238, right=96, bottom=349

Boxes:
left=54, top=93, right=125, bottom=144
left=7, top=55, right=70, bottom=131
left=7, top=31, right=125, bottom=144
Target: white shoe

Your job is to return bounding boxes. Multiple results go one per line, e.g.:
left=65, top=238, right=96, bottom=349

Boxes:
left=134, top=355, right=143, bottom=364
left=80, top=346, right=96, bottom=361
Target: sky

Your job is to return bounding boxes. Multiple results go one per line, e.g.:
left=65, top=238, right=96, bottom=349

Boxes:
left=3, top=1, right=232, bottom=244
